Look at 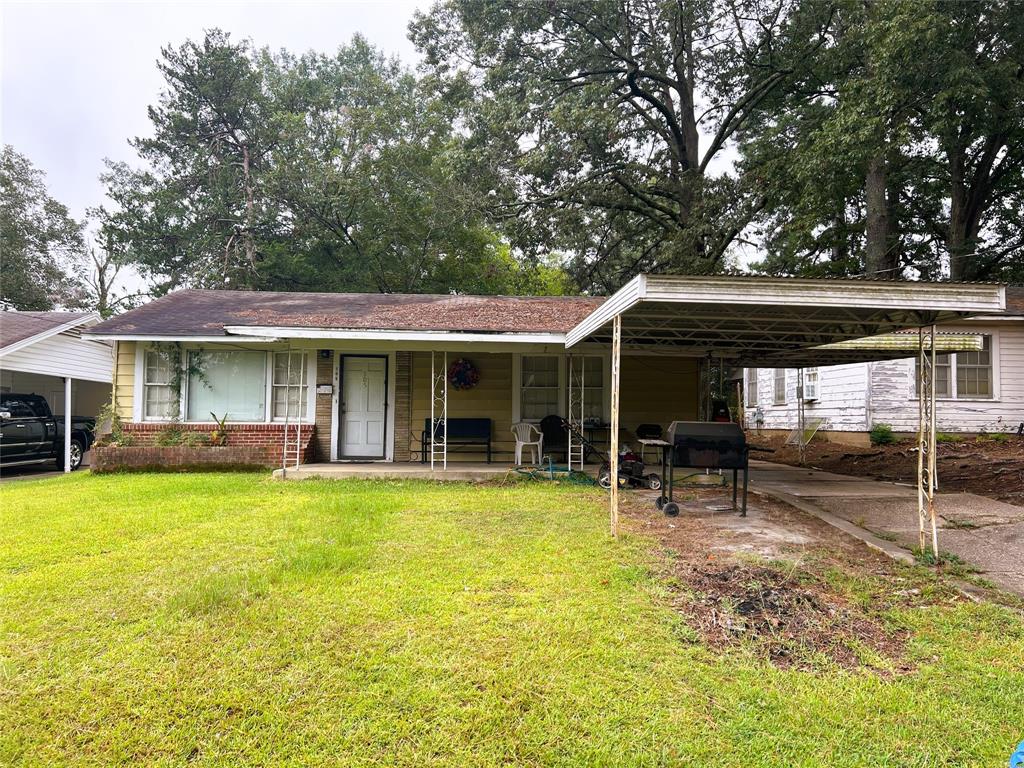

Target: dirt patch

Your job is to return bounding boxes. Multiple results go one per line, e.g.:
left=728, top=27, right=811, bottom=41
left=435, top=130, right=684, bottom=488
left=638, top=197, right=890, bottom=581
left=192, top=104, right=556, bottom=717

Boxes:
left=622, top=488, right=960, bottom=673
left=755, top=434, right=1024, bottom=506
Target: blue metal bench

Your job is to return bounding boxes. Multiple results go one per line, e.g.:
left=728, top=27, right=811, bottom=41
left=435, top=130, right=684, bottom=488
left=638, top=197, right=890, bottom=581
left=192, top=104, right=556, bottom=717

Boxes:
left=420, top=418, right=492, bottom=463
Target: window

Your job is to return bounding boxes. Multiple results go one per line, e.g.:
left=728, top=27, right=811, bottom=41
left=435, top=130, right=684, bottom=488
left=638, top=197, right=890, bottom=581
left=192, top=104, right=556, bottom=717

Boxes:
left=745, top=368, right=758, bottom=406
left=773, top=368, right=787, bottom=404
left=580, top=356, right=604, bottom=421
left=144, top=349, right=177, bottom=419
left=956, top=337, right=992, bottom=397
left=0, top=397, right=39, bottom=419
left=915, top=336, right=992, bottom=399
left=272, top=352, right=308, bottom=419
left=802, top=368, right=819, bottom=401
left=521, top=356, right=560, bottom=420
left=186, top=350, right=267, bottom=422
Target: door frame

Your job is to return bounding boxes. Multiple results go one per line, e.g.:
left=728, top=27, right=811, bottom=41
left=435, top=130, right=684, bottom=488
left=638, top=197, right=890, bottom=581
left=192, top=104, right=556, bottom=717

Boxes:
left=332, top=353, right=393, bottom=462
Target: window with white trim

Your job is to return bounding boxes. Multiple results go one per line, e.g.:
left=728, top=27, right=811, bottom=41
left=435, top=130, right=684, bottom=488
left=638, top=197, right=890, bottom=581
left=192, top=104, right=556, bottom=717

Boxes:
left=802, top=368, right=819, bottom=400
left=186, top=350, right=267, bottom=422
left=745, top=368, right=758, bottom=406
left=143, top=349, right=176, bottom=419
left=521, top=356, right=560, bottom=421
left=272, top=352, right=308, bottom=419
left=915, top=336, right=992, bottom=399
left=773, top=368, right=787, bottom=405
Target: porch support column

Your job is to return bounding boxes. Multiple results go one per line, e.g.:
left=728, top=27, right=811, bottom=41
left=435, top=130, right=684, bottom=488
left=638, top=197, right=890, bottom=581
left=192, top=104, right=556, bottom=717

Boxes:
left=609, top=315, right=622, bottom=538
left=63, top=377, right=72, bottom=473
left=796, top=367, right=806, bottom=465
left=917, top=325, right=938, bottom=558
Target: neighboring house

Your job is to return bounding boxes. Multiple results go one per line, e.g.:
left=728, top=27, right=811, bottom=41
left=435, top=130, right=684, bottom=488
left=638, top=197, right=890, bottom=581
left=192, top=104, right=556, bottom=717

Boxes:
left=82, top=277, right=1008, bottom=466
left=0, top=311, right=112, bottom=420
left=743, top=286, right=1024, bottom=442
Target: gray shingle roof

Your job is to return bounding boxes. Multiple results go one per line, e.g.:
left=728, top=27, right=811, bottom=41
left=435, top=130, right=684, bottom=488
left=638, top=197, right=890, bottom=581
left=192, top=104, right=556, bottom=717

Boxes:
left=86, top=290, right=607, bottom=337
left=0, top=311, right=94, bottom=350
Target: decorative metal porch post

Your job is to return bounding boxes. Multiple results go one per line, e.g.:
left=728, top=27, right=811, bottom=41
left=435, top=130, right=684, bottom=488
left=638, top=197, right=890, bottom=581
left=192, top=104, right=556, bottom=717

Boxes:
left=430, top=351, right=448, bottom=470
left=917, top=325, right=939, bottom=558
left=567, top=355, right=585, bottom=471
left=609, top=316, right=622, bottom=537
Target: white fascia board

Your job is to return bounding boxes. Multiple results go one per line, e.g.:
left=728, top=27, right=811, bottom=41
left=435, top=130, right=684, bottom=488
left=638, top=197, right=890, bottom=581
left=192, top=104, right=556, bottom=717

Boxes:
left=0, top=313, right=100, bottom=357
left=223, top=325, right=567, bottom=345
left=82, top=334, right=281, bottom=343
left=565, top=275, right=645, bottom=348
left=641, top=275, right=1005, bottom=313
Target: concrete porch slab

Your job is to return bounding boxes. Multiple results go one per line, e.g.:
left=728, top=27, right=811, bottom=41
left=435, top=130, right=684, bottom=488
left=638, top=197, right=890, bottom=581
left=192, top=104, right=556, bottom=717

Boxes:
left=272, top=462, right=515, bottom=482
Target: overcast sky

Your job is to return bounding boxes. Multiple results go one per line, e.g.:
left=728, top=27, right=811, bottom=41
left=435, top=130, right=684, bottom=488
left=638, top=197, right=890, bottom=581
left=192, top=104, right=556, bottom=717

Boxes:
left=1, top=1, right=425, bottom=222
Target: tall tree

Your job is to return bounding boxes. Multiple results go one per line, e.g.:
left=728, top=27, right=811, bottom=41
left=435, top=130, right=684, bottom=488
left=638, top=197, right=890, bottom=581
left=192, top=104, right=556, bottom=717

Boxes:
left=0, top=145, right=86, bottom=310
left=410, top=0, right=834, bottom=291
left=101, top=30, right=557, bottom=296
left=742, top=0, right=1024, bottom=281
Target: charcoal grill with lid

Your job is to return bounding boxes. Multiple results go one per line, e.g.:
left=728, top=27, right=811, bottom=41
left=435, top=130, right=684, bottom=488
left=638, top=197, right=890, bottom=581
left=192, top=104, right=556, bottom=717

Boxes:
left=640, top=421, right=753, bottom=517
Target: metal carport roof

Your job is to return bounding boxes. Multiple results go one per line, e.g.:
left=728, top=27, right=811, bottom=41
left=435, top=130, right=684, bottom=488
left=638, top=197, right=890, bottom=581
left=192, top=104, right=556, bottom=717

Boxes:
left=564, top=274, right=1006, bottom=366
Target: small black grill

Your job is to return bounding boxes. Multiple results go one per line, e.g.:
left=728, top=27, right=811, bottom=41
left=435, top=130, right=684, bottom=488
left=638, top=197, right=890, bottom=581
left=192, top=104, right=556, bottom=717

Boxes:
left=645, top=421, right=755, bottom=517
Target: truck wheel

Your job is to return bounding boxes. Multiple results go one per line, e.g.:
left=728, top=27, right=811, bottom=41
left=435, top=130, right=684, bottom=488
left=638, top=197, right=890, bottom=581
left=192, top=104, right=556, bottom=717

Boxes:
left=58, top=439, right=85, bottom=471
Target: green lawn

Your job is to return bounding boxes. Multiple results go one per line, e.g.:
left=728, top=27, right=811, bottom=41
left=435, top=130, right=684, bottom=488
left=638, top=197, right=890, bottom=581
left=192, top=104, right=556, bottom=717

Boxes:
left=1, top=473, right=1022, bottom=767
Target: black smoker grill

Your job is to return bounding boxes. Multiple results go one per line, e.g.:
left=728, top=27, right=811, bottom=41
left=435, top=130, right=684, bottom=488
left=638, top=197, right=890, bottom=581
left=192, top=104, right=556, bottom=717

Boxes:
left=646, top=421, right=752, bottom=517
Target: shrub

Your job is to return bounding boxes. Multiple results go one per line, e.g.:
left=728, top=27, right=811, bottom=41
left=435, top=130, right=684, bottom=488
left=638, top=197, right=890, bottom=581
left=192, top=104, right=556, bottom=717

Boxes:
left=935, top=432, right=963, bottom=443
left=155, top=422, right=186, bottom=447
left=868, top=423, right=896, bottom=446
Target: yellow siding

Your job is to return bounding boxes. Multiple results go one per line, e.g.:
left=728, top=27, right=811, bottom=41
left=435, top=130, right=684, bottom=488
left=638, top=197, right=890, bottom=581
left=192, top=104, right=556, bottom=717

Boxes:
left=619, top=356, right=699, bottom=438
left=405, top=351, right=700, bottom=463
left=409, top=352, right=514, bottom=462
left=114, top=341, right=136, bottom=420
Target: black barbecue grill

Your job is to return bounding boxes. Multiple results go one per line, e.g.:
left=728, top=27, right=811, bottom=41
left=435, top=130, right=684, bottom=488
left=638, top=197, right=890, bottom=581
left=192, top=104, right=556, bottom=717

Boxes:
left=642, top=421, right=757, bottom=517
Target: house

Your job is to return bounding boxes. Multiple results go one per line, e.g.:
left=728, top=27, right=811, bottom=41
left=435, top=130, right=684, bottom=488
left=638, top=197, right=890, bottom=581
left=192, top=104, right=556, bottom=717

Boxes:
left=0, top=311, right=112, bottom=420
left=82, top=276, right=1007, bottom=472
left=742, top=286, right=1024, bottom=444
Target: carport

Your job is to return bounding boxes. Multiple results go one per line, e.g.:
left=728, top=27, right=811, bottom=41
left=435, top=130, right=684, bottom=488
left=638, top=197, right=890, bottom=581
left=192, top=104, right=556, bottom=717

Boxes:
left=564, top=275, right=1007, bottom=554
left=0, top=312, right=112, bottom=472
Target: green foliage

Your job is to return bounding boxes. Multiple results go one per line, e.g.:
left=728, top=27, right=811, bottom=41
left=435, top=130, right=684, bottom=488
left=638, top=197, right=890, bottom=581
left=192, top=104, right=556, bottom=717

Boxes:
left=869, top=422, right=896, bottom=446
left=411, top=1, right=836, bottom=292
left=935, top=432, right=963, bottom=443
left=208, top=412, right=229, bottom=447
left=742, top=0, right=1024, bottom=281
left=0, top=145, right=86, bottom=309
left=99, top=31, right=541, bottom=297
left=92, top=401, right=134, bottom=447
left=154, top=421, right=187, bottom=447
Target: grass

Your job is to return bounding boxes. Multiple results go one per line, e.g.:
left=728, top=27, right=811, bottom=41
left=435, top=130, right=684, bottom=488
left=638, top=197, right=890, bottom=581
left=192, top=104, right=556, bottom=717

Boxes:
left=2, top=473, right=1023, bottom=767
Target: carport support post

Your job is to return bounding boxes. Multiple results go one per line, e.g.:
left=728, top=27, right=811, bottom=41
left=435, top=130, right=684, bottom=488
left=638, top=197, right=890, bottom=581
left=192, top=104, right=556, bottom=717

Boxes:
left=63, top=377, right=72, bottom=473
left=609, top=316, right=622, bottom=537
left=917, top=326, right=939, bottom=558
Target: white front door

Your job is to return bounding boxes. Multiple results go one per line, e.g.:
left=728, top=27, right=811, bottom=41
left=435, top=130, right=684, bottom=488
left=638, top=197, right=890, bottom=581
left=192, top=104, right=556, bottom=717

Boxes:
left=340, top=356, right=387, bottom=458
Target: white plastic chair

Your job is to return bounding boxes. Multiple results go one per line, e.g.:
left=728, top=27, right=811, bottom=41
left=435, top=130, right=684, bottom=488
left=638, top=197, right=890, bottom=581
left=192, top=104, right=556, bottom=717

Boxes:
left=510, top=422, right=543, bottom=465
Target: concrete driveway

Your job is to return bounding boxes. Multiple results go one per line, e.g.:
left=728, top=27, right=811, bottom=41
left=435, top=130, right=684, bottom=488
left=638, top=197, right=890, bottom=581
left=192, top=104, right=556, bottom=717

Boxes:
left=750, top=460, right=1024, bottom=596
left=0, top=452, right=92, bottom=483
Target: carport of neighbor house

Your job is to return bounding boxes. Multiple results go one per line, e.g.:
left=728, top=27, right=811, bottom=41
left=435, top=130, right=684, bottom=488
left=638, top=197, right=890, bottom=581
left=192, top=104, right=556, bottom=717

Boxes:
left=562, top=274, right=1007, bottom=548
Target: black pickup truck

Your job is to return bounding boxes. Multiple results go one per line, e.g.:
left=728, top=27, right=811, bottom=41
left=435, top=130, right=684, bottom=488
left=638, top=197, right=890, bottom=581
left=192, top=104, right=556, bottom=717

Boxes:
left=0, top=393, right=95, bottom=472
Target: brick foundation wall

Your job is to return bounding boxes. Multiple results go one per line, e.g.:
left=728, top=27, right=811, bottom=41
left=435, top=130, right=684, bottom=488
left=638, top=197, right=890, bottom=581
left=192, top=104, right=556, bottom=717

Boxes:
left=113, top=422, right=316, bottom=467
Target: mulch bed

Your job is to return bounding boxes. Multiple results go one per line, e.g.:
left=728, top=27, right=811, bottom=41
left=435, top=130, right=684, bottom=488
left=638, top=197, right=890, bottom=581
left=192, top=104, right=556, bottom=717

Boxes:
left=758, top=434, right=1024, bottom=506
left=621, top=489, right=962, bottom=673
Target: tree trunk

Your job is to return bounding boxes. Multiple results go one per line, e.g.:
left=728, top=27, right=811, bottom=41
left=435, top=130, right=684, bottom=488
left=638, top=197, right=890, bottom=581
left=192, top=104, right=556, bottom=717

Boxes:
left=864, top=154, right=894, bottom=277
left=948, top=152, right=969, bottom=281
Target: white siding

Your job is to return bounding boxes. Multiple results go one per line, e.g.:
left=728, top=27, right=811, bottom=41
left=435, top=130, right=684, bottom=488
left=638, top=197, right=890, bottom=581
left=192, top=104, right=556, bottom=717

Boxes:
left=0, top=329, right=113, bottom=383
left=0, top=370, right=109, bottom=417
left=744, top=320, right=1024, bottom=434
left=870, top=322, right=1024, bottom=433
left=748, top=364, right=869, bottom=432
